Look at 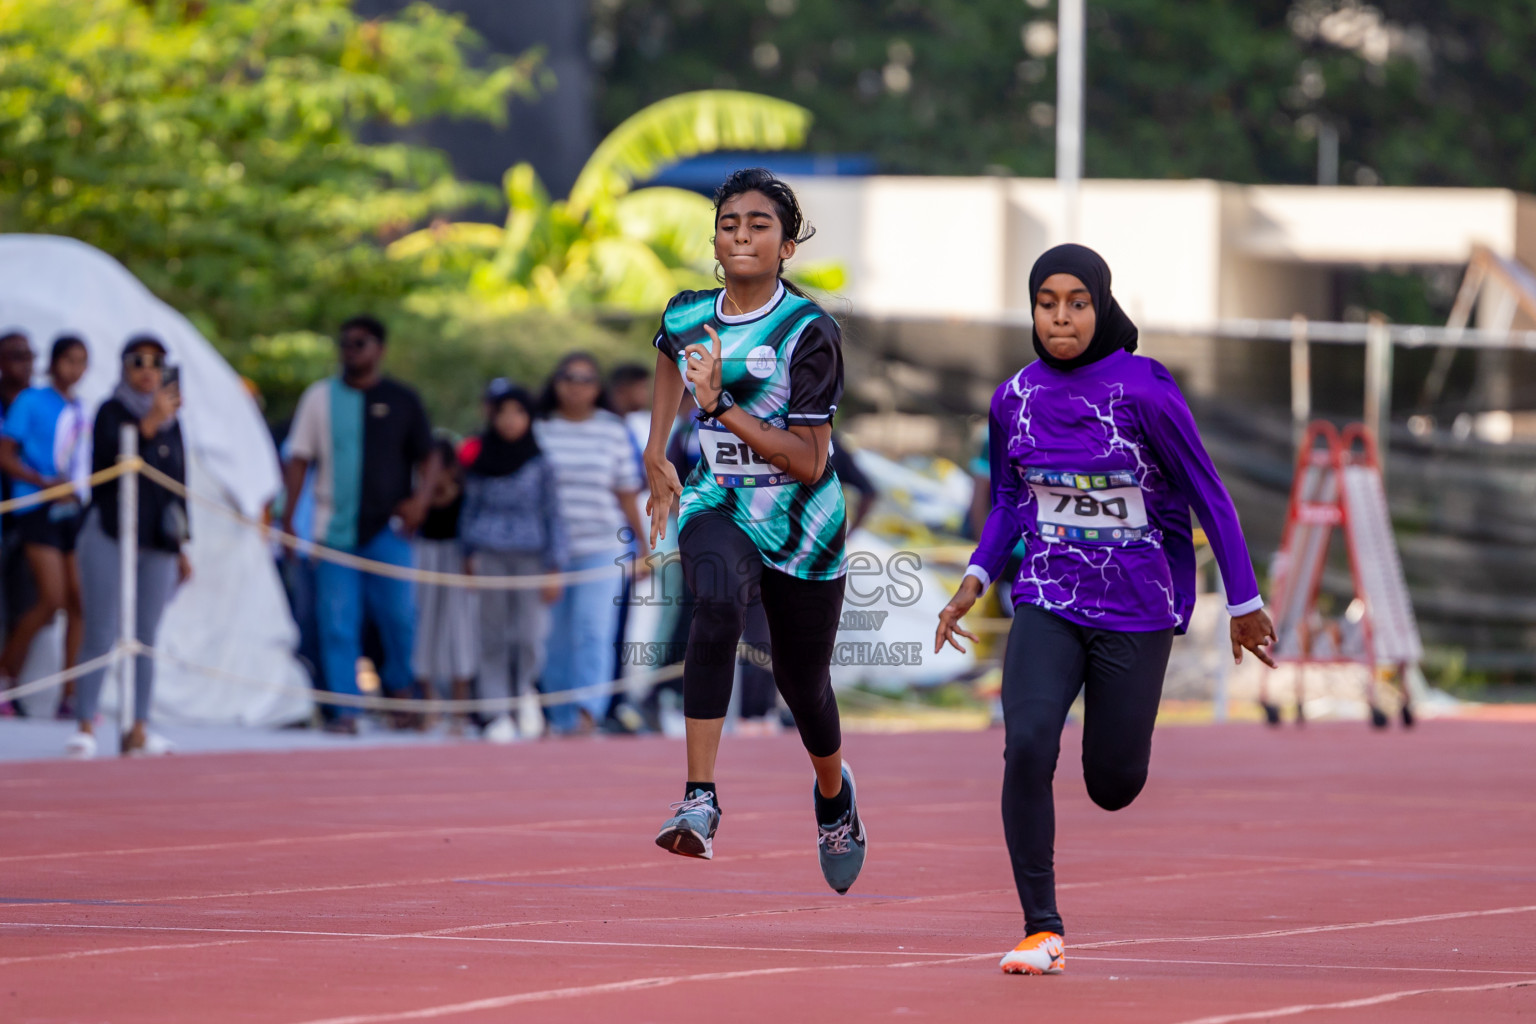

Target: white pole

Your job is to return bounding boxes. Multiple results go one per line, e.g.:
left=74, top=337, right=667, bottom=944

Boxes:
left=117, top=423, right=139, bottom=743
left=1364, top=313, right=1392, bottom=477
left=1290, top=314, right=1311, bottom=456
left=1056, top=0, right=1085, bottom=243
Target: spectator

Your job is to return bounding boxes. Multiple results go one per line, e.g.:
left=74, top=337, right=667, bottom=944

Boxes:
left=534, top=352, right=646, bottom=735
left=412, top=436, right=475, bottom=733
left=606, top=361, right=653, bottom=733
left=456, top=377, right=508, bottom=470
left=0, top=336, right=90, bottom=697
left=0, top=331, right=32, bottom=413
left=281, top=314, right=440, bottom=735
left=461, top=381, right=566, bottom=742
left=829, top=432, right=879, bottom=536
left=0, top=329, right=34, bottom=716
left=609, top=362, right=653, bottom=459
left=67, top=335, right=189, bottom=758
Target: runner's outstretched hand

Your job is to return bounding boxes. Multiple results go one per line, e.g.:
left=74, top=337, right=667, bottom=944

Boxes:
left=1231, top=608, right=1278, bottom=668
left=643, top=450, right=682, bottom=548
left=935, top=575, right=984, bottom=654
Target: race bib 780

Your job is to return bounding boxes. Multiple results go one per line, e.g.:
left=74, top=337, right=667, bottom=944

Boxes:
left=1025, top=468, right=1149, bottom=544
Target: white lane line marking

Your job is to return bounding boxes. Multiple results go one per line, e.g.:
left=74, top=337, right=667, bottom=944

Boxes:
left=0, top=939, right=248, bottom=966
left=1168, top=977, right=1536, bottom=1024
left=0, top=820, right=651, bottom=866
left=0, top=921, right=966, bottom=958
left=1072, top=954, right=1536, bottom=977
left=1075, top=903, right=1536, bottom=950
left=7, top=857, right=680, bottom=907
left=0, top=801, right=1012, bottom=867
left=283, top=954, right=997, bottom=1024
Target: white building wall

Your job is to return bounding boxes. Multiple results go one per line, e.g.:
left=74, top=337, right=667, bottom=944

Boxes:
left=790, top=176, right=1530, bottom=329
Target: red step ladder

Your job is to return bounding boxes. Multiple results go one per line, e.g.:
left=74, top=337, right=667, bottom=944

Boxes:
left=1265, top=421, right=1422, bottom=728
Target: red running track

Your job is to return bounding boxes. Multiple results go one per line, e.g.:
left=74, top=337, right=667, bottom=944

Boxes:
left=2, top=720, right=1535, bottom=1023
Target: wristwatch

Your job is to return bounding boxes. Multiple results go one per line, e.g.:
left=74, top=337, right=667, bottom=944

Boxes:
left=703, top=390, right=735, bottom=419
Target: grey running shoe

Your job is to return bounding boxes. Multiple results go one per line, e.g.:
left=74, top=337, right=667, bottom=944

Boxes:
left=816, top=763, right=868, bottom=894
left=655, top=789, right=721, bottom=860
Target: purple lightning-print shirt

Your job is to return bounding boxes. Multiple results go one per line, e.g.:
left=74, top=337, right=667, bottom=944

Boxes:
left=968, top=349, right=1263, bottom=633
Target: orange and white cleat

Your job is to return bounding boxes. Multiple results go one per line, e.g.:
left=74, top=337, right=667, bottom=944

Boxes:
left=1000, top=931, right=1065, bottom=975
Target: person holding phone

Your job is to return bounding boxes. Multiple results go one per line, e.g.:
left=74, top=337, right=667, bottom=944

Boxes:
left=67, top=334, right=191, bottom=758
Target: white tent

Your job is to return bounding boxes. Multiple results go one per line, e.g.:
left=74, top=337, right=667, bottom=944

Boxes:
left=0, top=235, right=312, bottom=726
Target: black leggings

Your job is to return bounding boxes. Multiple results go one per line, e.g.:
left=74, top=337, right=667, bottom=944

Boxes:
left=678, top=513, right=844, bottom=758
left=1001, top=603, right=1174, bottom=936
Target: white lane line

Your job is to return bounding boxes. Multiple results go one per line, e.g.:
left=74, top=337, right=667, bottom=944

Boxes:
left=283, top=954, right=997, bottom=1024
left=7, top=857, right=679, bottom=907
left=1073, top=954, right=1536, bottom=977
left=0, top=802, right=1008, bottom=867
left=1075, top=903, right=1536, bottom=950
left=1168, top=977, right=1536, bottom=1024
left=0, top=820, right=649, bottom=866
left=0, top=939, right=249, bottom=966
left=0, top=920, right=970, bottom=959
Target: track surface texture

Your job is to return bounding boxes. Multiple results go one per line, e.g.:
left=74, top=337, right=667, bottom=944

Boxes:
left=3, top=720, right=1534, bottom=1023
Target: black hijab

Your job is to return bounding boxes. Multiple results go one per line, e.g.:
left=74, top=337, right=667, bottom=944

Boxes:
left=1028, top=243, right=1139, bottom=372
left=473, top=385, right=540, bottom=477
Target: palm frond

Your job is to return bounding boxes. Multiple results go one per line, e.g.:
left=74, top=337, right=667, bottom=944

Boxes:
left=615, top=187, right=717, bottom=269
left=386, top=221, right=504, bottom=259
left=568, top=90, right=811, bottom=217
left=786, top=259, right=848, bottom=293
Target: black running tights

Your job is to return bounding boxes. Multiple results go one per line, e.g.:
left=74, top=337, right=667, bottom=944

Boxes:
left=1001, top=603, right=1174, bottom=936
left=678, top=512, right=844, bottom=758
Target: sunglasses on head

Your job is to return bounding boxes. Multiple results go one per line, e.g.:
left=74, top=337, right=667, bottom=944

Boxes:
left=125, top=353, right=165, bottom=370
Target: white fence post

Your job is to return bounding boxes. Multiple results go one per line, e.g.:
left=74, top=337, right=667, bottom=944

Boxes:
left=1364, top=314, right=1393, bottom=477
left=117, top=423, right=139, bottom=741
left=1290, top=314, right=1310, bottom=456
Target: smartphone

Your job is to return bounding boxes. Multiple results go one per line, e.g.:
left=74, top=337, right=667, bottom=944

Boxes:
left=161, top=365, right=180, bottom=388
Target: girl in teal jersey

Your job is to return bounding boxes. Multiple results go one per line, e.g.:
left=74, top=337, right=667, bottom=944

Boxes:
left=643, top=169, right=867, bottom=893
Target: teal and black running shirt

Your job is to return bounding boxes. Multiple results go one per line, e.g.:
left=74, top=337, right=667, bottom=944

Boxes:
left=653, top=283, right=848, bottom=581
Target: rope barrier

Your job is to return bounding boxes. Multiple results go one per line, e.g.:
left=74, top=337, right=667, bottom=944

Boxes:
left=0, top=650, right=126, bottom=707
left=7, top=459, right=1218, bottom=591
left=135, top=462, right=637, bottom=590
left=0, top=640, right=682, bottom=715
left=0, top=461, right=136, bottom=516
left=0, top=641, right=678, bottom=712
left=138, top=641, right=682, bottom=713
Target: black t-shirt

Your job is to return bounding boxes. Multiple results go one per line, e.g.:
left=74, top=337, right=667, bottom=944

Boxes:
left=421, top=493, right=462, bottom=542
left=359, top=379, right=431, bottom=545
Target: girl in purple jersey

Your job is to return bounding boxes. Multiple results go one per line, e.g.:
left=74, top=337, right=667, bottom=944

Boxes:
left=934, top=244, right=1277, bottom=976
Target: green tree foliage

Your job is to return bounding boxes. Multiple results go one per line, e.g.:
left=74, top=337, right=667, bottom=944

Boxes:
left=0, top=0, right=537, bottom=344
left=591, top=0, right=1536, bottom=191
left=390, top=89, right=836, bottom=316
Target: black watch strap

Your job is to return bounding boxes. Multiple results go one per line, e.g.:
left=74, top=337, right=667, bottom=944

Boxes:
left=704, top=391, right=734, bottom=418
